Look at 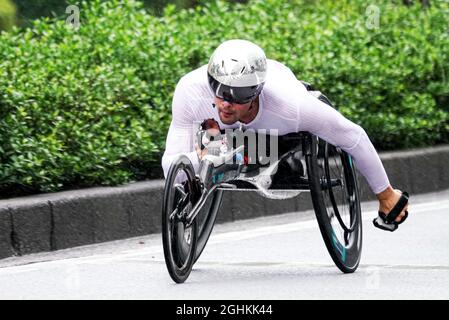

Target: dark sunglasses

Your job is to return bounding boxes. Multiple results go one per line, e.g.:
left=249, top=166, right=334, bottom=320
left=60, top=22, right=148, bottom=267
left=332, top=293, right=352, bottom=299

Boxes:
left=208, top=73, right=262, bottom=105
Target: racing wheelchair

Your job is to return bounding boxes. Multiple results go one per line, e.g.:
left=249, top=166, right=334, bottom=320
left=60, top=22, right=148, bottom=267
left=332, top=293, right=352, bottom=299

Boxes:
left=162, top=88, right=362, bottom=283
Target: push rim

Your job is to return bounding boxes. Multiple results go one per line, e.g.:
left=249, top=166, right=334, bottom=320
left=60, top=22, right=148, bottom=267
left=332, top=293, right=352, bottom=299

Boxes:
left=321, top=143, right=359, bottom=245
left=307, top=136, right=362, bottom=273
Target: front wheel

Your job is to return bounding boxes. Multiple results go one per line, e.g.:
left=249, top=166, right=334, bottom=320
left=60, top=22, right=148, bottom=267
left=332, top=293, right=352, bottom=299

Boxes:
left=194, top=189, right=223, bottom=263
left=162, top=155, right=198, bottom=283
left=306, top=135, right=362, bottom=273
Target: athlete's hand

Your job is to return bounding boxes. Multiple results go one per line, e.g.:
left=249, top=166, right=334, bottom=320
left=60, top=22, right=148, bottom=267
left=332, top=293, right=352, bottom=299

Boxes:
left=377, top=186, right=409, bottom=223
left=195, top=144, right=208, bottom=161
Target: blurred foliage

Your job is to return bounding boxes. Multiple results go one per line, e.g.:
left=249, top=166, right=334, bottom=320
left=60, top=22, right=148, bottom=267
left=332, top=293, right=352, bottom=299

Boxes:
left=13, top=0, right=69, bottom=26
left=0, top=0, right=16, bottom=31
left=0, top=0, right=448, bottom=197
left=12, top=0, right=247, bottom=26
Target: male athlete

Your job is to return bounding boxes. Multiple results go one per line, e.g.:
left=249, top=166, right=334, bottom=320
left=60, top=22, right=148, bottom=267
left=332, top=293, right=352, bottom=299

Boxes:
left=162, top=39, right=409, bottom=231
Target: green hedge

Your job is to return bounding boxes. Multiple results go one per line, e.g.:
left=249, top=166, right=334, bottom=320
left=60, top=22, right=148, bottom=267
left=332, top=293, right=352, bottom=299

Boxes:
left=11, top=0, right=247, bottom=24
left=0, top=0, right=16, bottom=31
left=0, top=0, right=448, bottom=197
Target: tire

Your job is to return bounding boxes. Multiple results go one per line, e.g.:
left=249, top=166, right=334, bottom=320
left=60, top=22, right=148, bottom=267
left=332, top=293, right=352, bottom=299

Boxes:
left=305, top=135, right=362, bottom=273
left=194, top=189, right=223, bottom=263
left=162, top=155, right=198, bottom=283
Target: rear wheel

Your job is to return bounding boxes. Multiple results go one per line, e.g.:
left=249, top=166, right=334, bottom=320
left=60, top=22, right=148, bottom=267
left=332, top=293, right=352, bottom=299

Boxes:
left=162, top=155, right=198, bottom=283
left=306, top=135, right=362, bottom=273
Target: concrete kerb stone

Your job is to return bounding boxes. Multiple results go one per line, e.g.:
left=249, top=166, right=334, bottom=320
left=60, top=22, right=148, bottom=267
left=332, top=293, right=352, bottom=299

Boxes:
left=230, top=191, right=269, bottom=221
left=51, top=192, right=130, bottom=250
left=380, top=145, right=449, bottom=195
left=214, top=192, right=233, bottom=224
left=355, top=145, right=449, bottom=202
left=218, top=190, right=311, bottom=223
left=438, top=150, right=449, bottom=189
left=409, top=152, right=440, bottom=194
left=0, top=145, right=448, bottom=259
left=0, top=207, right=14, bottom=259
left=122, top=180, right=165, bottom=236
left=51, top=196, right=96, bottom=250
left=0, top=181, right=166, bottom=256
left=7, top=199, right=52, bottom=255
left=50, top=180, right=165, bottom=250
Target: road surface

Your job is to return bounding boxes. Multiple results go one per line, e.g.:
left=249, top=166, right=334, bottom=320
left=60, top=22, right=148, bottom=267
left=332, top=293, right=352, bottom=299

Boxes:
left=0, top=189, right=448, bottom=299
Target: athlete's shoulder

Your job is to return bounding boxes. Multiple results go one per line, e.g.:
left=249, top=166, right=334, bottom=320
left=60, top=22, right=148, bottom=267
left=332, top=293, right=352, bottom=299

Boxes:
left=266, top=59, right=298, bottom=79
left=177, top=64, right=208, bottom=88
left=171, top=64, right=212, bottom=109
left=264, top=59, right=308, bottom=97
left=172, top=64, right=214, bottom=121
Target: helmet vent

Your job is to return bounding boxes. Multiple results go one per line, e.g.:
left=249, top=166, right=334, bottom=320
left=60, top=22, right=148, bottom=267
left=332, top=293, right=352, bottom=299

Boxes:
left=208, top=39, right=267, bottom=89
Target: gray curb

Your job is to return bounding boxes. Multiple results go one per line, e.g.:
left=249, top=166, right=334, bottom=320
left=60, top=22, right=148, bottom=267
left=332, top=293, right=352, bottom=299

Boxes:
left=1, top=145, right=448, bottom=259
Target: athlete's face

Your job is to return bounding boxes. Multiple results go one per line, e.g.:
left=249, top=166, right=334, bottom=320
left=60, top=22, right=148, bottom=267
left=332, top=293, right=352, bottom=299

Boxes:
left=214, top=96, right=252, bottom=125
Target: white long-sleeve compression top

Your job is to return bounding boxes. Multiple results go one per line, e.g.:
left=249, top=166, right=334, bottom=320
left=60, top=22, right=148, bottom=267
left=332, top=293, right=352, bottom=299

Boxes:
left=162, top=59, right=389, bottom=194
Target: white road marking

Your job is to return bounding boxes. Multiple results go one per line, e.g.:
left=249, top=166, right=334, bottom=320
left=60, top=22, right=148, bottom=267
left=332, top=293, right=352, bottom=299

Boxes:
left=0, top=199, right=448, bottom=274
left=206, top=199, right=449, bottom=244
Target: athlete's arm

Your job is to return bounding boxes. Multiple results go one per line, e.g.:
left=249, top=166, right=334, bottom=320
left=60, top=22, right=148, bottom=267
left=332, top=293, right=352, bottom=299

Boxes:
left=296, top=87, right=408, bottom=223
left=298, top=93, right=390, bottom=195
left=161, top=81, right=200, bottom=178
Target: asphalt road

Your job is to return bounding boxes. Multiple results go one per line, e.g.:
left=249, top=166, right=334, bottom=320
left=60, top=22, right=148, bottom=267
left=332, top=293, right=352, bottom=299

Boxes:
left=0, top=189, right=448, bottom=300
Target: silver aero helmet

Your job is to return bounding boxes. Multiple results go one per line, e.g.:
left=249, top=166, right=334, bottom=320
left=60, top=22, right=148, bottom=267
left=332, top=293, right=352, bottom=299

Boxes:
left=207, top=39, right=267, bottom=104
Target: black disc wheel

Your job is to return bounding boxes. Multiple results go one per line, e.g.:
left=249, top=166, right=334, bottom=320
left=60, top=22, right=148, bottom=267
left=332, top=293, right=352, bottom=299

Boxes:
left=162, top=155, right=198, bottom=283
left=306, top=135, right=362, bottom=273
